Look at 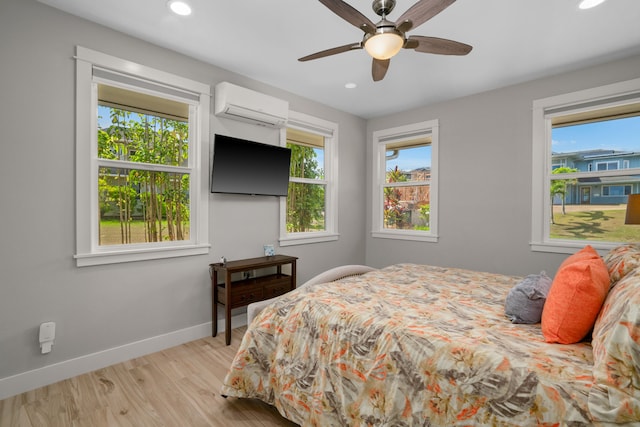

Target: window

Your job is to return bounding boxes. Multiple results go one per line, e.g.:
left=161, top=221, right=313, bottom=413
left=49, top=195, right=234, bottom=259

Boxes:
left=372, top=120, right=438, bottom=242
left=552, top=159, right=566, bottom=170
left=279, top=111, right=338, bottom=246
left=75, top=46, right=210, bottom=266
left=602, top=185, right=632, bottom=197
left=596, top=161, right=619, bottom=171
left=531, top=77, right=640, bottom=253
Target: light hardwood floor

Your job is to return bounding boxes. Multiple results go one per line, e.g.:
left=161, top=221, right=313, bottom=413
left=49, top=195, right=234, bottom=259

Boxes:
left=0, top=327, right=298, bottom=427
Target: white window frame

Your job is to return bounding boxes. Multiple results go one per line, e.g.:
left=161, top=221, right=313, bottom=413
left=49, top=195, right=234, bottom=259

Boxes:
left=279, top=111, right=338, bottom=246
left=371, top=120, right=439, bottom=242
left=74, top=46, right=210, bottom=266
left=531, top=77, right=640, bottom=254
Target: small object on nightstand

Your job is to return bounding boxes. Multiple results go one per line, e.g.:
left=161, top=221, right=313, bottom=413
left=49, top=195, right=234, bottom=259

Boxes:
left=220, top=256, right=226, bottom=264
left=263, top=245, right=275, bottom=257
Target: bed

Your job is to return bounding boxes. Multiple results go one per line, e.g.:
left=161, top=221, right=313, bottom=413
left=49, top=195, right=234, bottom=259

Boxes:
left=221, top=245, right=640, bottom=426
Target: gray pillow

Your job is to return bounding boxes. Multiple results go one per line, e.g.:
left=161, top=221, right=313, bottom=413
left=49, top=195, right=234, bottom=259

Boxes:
left=505, top=271, right=553, bottom=324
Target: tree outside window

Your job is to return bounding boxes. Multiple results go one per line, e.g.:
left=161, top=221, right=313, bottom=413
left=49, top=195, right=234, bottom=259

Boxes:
left=97, top=86, right=192, bottom=246
left=550, top=166, right=578, bottom=224
left=286, top=128, right=327, bottom=233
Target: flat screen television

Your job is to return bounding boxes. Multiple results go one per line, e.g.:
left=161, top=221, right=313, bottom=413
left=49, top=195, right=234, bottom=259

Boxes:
left=211, top=134, right=292, bottom=196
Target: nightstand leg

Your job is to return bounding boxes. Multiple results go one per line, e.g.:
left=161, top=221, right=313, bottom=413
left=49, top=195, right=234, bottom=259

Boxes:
left=225, top=272, right=232, bottom=345
left=212, top=269, right=218, bottom=337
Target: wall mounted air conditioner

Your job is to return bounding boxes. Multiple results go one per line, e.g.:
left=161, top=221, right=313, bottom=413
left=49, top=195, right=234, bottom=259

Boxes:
left=214, top=82, right=289, bottom=128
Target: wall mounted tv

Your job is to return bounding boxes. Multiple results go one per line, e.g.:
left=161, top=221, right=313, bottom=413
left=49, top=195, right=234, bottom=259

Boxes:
left=210, top=134, right=292, bottom=196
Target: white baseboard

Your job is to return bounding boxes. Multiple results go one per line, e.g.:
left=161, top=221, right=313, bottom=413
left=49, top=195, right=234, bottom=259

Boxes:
left=0, top=314, right=247, bottom=400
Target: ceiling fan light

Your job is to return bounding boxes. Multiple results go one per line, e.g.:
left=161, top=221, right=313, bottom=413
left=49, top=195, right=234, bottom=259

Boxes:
left=364, top=32, right=404, bottom=60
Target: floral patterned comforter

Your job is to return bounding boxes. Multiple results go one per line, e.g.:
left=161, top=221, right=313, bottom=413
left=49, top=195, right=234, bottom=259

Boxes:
left=221, top=264, right=598, bottom=426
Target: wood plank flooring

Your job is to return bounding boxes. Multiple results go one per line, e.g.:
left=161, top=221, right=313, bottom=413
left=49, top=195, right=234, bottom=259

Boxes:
left=0, top=327, right=298, bottom=427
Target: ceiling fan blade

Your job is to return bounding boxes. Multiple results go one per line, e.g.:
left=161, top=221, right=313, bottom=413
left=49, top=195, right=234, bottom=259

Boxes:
left=372, top=58, right=390, bottom=81
left=298, top=42, right=362, bottom=62
left=407, top=35, right=472, bottom=55
left=395, top=0, right=456, bottom=32
left=319, top=0, right=376, bottom=34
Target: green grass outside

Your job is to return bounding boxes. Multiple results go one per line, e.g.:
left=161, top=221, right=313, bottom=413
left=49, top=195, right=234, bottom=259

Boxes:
left=550, top=208, right=640, bottom=242
left=99, top=219, right=190, bottom=245
left=100, top=209, right=638, bottom=245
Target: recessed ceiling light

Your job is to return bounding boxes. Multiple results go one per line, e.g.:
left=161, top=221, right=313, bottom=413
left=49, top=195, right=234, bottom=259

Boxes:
left=345, top=82, right=357, bottom=89
left=168, top=0, right=192, bottom=16
left=578, top=0, right=606, bottom=10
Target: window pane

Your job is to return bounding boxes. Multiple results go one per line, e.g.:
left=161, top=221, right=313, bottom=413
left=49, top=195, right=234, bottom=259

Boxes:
left=286, top=142, right=324, bottom=180
left=549, top=114, right=640, bottom=244
left=385, top=144, right=431, bottom=183
left=383, top=185, right=430, bottom=230
left=549, top=203, right=640, bottom=242
left=98, top=167, right=190, bottom=245
left=551, top=116, right=640, bottom=174
left=98, top=85, right=190, bottom=167
left=286, top=182, right=325, bottom=232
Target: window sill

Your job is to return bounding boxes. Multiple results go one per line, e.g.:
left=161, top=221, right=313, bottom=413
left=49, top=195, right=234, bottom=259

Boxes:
left=75, top=243, right=210, bottom=267
left=279, top=232, right=339, bottom=246
left=371, top=230, right=438, bottom=242
left=530, top=240, right=614, bottom=256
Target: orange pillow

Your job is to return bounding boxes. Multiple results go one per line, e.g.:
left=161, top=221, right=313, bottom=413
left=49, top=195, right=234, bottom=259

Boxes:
left=541, top=247, right=610, bottom=344
left=558, top=244, right=600, bottom=269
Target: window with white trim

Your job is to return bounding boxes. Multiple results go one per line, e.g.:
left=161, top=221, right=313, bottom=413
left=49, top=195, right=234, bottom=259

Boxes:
left=596, top=161, right=619, bottom=171
left=279, top=111, right=338, bottom=246
left=531, top=77, right=640, bottom=253
left=75, top=46, right=210, bottom=266
left=372, top=120, right=438, bottom=242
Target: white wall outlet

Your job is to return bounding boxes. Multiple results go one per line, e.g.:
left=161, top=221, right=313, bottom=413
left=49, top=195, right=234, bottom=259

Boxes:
left=39, top=322, right=55, bottom=354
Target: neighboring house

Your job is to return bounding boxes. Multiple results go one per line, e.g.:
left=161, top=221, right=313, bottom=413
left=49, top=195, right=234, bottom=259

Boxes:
left=391, top=167, right=431, bottom=228
left=552, top=149, right=640, bottom=205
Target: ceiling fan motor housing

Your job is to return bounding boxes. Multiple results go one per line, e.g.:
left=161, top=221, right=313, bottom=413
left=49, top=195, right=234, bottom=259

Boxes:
left=363, top=19, right=404, bottom=43
left=372, top=0, right=396, bottom=17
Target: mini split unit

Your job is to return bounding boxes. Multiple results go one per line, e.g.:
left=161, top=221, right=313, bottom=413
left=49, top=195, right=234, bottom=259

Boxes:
left=214, top=82, right=289, bottom=128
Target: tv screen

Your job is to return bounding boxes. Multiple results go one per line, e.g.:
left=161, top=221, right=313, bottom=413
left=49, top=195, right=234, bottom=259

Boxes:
left=211, top=134, right=292, bottom=196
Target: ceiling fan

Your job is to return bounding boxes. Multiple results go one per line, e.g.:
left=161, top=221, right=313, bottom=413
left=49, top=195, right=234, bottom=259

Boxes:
left=298, top=0, right=472, bottom=81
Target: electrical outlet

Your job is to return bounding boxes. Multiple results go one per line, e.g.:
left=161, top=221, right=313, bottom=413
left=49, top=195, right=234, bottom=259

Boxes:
left=39, top=322, right=56, bottom=354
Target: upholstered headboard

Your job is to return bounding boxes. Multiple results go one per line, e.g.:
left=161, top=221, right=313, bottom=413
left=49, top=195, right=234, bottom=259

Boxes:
left=246, top=264, right=377, bottom=325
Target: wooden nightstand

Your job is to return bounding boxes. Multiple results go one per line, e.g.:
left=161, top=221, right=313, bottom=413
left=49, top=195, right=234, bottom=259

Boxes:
left=209, top=255, right=297, bottom=345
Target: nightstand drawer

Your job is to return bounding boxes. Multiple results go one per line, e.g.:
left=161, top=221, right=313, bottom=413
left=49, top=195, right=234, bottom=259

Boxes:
left=264, top=280, right=292, bottom=299
left=229, top=287, right=264, bottom=308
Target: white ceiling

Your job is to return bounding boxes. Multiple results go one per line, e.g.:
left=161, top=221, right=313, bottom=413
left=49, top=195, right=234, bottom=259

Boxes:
left=38, top=0, right=640, bottom=119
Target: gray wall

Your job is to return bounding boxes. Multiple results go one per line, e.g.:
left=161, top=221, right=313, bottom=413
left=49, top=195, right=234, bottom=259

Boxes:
left=0, top=0, right=366, bottom=385
left=365, top=54, right=640, bottom=275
